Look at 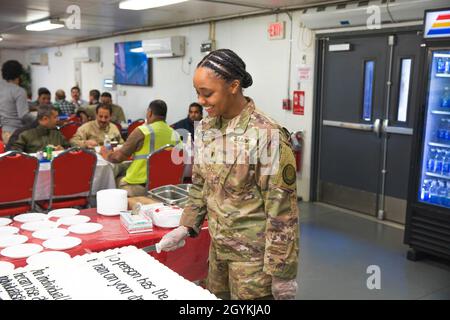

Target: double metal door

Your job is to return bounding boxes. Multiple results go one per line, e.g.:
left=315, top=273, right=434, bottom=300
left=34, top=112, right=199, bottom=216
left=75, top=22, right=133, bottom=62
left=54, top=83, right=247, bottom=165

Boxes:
left=317, top=31, right=422, bottom=223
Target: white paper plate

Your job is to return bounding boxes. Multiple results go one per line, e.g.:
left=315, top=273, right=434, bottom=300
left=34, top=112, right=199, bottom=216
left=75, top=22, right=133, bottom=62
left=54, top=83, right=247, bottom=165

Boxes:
left=32, top=228, right=69, bottom=240
left=57, top=215, right=90, bottom=226
left=26, top=251, right=72, bottom=266
left=0, top=261, right=15, bottom=273
left=1, top=243, right=43, bottom=259
left=0, top=226, right=20, bottom=236
left=68, top=223, right=103, bottom=235
left=48, top=208, right=80, bottom=218
left=13, top=213, right=48, bottom=223
left=43, top=236, right=82, bottom=250
left=0, top=234, right=28, bottom=248
left=21, top=220, right=58, bottom=232
left=0, top=217, right=12, bottom=227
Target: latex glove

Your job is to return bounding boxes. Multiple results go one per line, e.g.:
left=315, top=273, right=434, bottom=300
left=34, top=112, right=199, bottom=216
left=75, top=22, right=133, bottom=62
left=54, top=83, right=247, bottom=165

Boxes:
left=155, top=226, right=189, bottom=253
left=271, top=276, right=298, bottom=300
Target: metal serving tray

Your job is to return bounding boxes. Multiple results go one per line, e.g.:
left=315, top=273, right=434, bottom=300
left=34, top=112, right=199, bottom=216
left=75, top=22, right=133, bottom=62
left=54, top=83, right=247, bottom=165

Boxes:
left=148, top=185, right=189, bottom=206
left=175, top=184, right=192, bottom=193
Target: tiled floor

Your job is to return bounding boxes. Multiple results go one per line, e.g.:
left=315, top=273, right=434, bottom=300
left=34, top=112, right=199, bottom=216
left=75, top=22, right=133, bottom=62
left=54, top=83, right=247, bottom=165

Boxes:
left=296, top=202, right=450, bottom=300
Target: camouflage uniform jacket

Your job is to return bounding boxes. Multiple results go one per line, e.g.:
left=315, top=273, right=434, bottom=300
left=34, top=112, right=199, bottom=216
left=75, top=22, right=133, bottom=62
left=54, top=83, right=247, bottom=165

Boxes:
left=179, top=98, right=299, bottom=279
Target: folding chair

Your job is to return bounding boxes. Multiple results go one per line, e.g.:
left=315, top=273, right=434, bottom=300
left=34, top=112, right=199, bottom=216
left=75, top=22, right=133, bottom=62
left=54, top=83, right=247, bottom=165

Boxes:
left=37, top=147, right=97, bottom=211
left=146, top=144, right=185, bottom=191
left=0, top=151, right=39, bottom=217
left=59, top=122, right=81, bottom=141
left=128, top=119, right=145, bottom=137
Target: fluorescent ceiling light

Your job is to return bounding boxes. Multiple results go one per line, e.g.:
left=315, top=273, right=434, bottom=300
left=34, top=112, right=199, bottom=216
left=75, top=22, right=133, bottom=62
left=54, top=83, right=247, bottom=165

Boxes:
left=26, top=19, right=64, bottom=32
left=0, top=36, right=3, bottom=42
left=119, top=0, right=189, bottom=10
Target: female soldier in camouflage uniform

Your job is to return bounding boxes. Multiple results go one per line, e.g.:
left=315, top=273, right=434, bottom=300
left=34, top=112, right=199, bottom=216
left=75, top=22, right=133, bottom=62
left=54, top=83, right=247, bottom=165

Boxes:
left=157, top=49, right=299, bottom=300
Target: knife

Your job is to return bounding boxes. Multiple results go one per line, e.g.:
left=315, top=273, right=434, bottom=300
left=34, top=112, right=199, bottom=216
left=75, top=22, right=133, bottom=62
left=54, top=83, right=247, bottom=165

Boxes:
left=142, top=244, right=160, bottom=253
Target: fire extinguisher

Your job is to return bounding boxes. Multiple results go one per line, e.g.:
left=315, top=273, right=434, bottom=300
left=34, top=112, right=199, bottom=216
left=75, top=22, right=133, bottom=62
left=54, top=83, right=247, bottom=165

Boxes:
left=291, top=131, right=304, bottom=174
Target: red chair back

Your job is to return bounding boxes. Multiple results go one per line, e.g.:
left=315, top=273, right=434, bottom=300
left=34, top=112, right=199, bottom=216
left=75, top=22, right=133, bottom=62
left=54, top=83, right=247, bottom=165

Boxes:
left=59, top=122, right=81, bottom=140
left=0, top=151, right=39, bottom=209
left=49, top=148, right=96, bottom=208
left=147, top=144, right=184, bottom=190
left=0, top=141, right=4, bottom=153
left=68, top=114, right=80, bottom=122
left=113, top=122, right=122, bottom=132
left=128, top=119, right=145, bottom=137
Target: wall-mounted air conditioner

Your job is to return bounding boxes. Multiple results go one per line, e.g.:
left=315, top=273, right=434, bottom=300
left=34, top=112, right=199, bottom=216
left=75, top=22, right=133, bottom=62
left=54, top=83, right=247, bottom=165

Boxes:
left=142, top=36, right=185, bottom=58
left=74, top=47, right=100, bottom=62
left=29, top=53, right=48, bottom=66
left=300, top=0, right=450, bottom=30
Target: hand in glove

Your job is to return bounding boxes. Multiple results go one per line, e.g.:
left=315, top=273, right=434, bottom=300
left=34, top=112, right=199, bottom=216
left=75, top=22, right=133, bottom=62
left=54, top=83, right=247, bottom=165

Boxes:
left=155, top=226, right=189, bottom=253
left=271, top=276, right=298, bottom=300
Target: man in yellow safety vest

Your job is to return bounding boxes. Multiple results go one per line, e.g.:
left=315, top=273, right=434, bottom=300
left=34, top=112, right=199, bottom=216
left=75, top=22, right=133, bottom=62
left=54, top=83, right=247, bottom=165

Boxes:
left=101, top=99, right=180, bottom=196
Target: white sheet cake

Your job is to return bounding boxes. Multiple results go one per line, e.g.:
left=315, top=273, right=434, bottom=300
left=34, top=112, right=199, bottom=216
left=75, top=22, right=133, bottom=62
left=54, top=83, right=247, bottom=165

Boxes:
left=0, top=246, right=217, bottom=300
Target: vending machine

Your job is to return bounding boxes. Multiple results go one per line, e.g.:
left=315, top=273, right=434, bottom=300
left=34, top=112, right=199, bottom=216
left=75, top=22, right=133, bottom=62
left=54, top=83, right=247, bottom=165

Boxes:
left=405, top=7, right=450, bottom=261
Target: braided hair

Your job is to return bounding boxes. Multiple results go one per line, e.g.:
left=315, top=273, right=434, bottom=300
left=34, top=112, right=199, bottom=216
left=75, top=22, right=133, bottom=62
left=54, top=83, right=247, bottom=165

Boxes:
left=197, top=49, right=253, bottom=89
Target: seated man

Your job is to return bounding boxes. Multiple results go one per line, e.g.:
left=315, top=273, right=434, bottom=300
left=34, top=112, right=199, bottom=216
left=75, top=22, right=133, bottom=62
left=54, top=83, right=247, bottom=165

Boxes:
left=70, top=86, right=87, bottom=108
left=100, top=92, right=126, bottom=124
left=83, top=92, right=126, bottom=124
left=70, top=103, right=124, bottom=148
left=76, top=89, right=100, bottom=120
left=28, top=87, right=51, bottom=112
left=9, top=104, right=70, bottom=153
left=88, top=89, right=100, bottom=106
left=172, top=102, right=203, bottom=141
left=53, top=89, right=75, bottom=115
left=101, top=99, right=180, bottom=197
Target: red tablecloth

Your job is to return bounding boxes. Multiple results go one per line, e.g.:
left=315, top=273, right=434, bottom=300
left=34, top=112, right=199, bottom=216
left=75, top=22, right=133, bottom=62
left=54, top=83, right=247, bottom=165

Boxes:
left=0, top=208, right=210, bottom=282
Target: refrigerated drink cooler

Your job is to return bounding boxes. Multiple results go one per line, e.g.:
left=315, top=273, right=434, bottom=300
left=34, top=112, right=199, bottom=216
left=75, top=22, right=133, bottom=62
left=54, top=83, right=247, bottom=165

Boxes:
left=404, top=8, right=450, bottom=262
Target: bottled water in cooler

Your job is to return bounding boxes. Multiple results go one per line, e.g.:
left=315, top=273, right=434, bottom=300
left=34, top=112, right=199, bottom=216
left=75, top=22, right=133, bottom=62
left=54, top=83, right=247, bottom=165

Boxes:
left=437, top=180, right=447, bottom=205
left=420, top=179, right=431, bottom=201
left=442, top=87, right=450, bottom=109
left=437, top=119, right=450, bottom=141
left=422, top=178, right=450, bottom=207
left=434, top=150, right=443, bottom=173
left=429, top=179, right=438, bottom=203
left=427, top=148, right=437, bottom=172
left=443, top=151, right=450, bottom=176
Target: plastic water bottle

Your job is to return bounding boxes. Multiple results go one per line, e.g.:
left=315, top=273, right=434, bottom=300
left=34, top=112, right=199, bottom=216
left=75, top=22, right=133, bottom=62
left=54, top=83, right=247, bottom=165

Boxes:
left=434, top=149, right=443, bottom=173
left=427, top=148, right=437, bottom=172
left=437, top=57, right=446, bottom=74
left=442, top=151, right=450, bottom=176
left=420, top=179, right=431, bottom=202
left=437, top=180, right=447, bottom=205
left=429, top=179, right=438, bottom=204
left=442, top=87, right=450, bottom=109
left=438, top=119, right=446, bottom=140
left=104, top=134, right=112, bottom=151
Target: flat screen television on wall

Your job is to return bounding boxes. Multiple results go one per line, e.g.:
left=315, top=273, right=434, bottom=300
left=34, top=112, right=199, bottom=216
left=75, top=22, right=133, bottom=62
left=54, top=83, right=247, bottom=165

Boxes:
left=114, top=40, right=152, bottom=86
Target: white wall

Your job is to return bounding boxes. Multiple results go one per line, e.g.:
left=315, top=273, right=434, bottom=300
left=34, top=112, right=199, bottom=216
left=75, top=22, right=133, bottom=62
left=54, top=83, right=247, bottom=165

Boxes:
left=0, top=49, right=27, bottom=67
left=27, top=11, right=316, bottom=201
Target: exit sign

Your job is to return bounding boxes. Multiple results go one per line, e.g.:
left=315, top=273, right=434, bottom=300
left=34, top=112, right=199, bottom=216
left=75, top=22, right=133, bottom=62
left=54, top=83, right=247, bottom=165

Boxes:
left=268, top=21, right=285, bottom=40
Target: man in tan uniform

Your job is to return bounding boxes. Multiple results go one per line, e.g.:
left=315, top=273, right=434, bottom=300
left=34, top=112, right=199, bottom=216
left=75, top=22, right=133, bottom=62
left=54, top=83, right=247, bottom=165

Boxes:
left=70, top=103, right=123, bottom=148
left=156, top=49, right=299, bottom=300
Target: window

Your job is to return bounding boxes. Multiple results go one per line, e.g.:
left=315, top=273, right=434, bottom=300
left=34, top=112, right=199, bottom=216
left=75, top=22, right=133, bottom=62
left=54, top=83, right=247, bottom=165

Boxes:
left=397, top=58, right=412, bottom=122
left=362, top=61, right=375, bottom=121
